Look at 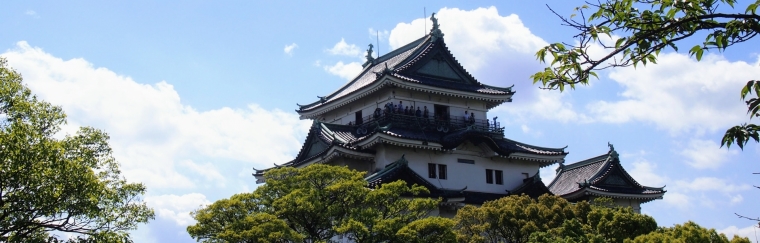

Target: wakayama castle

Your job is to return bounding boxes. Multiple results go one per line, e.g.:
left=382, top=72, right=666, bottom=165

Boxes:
left=254, top=14, right=665, bottom=215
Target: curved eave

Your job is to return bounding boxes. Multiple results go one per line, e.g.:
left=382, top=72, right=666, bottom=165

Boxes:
left=297, top=76, right=515, bottom=119
left=254, top=146, right=375, bottom=184
left=562, top=187, right=666, bottom=203
left=354, top=133, right=445, bottom=151
left=295, top=146, right=375, bottom=168
left=506, top=152, right=567, bottom=167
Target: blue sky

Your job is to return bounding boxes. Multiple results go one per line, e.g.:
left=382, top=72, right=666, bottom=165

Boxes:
left=2, top=1, right=760, bottom=242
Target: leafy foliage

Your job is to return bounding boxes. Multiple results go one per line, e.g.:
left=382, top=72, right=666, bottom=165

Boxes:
left=531, top=0, right=760, bottom=149
left=0, top=58, right=154, bottom=242
left=626, top=221, right=751, bottom=243
left=187, top=164, right=444, bottom=243
left=395, top=217, right=457, bottom=243
left=454, top=195, right=656, bottom=243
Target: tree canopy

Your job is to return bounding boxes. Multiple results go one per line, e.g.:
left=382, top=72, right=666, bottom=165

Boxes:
left=187, top=164, right=451, bottom=243
left=454, top=195, right=658, bottom=243
left=626, top=221, right=750, bottom=243
left=531, top=0, right=760, bottom=149
left=189, top=164, right=750, bottom=242
left=0, top=58, right=154, bottom=242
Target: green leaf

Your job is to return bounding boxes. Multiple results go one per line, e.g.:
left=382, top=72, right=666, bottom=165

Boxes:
left=615, top=37, right=627, bottom=48
left=689, top=45, right=704, bottom=61
left=589, top=71, right=599, bottom=80
left=747, top=3, right=758, bottom=14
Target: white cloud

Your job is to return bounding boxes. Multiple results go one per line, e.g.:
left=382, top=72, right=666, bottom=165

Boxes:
left=389, top=7, right=547, bottom=72
left=520, top=124, right=542, bottom=137
left=283, top=43, right=298, bottom=56
left=493, top=90, right=591, bottom=124
left=539, top=164, right=559, bottom=185
left=624, top=159, right=750, bottom=210
left=729, top=194, right=743, bottom=205
left=180, top=160, right=226, bottom=186
left=662, top=192, right=691, bottom=209
left=323, top=61, right=362, bottom=81
left=588, top=53, right=760, bottom=134
left=719, top=225, right=759, bottom=241
left=145, top=193, right=211, bottom=227
left=326, top=38, right=362, bottom=57
left=673, top=177, right=751, bottom=193
left=2, top=41, right=312, bottom=191
left=520, top=124, right=530, bottom=134
left=25, top=10, right=39, bottom=18
left=680, top=139, right=737, bottom=169
left=628, top=160, right=667, bottom=187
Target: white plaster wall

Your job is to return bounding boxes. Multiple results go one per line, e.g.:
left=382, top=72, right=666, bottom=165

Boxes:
left=377, top=144, right=540, bottom=194
left=613, top=198, right=642, bottom=213
left=328, top=157, right=374, bottom=176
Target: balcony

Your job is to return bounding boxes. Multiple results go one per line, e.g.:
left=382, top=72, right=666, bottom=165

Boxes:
left=351, top=108, right=504, bottom=136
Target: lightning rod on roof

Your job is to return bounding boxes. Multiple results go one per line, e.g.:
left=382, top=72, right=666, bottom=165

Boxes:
left=377, top=30, right=380, bottom=57
left=424, top=7, right=426, bottom=36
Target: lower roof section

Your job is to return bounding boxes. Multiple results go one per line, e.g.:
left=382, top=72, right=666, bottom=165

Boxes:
left=547, top=144, right=666, bottom=203
left=255, top=119, right=568, bottom=174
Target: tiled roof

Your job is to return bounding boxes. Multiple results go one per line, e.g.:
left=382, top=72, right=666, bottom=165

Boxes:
left=297, top=33, right=514, bottom=113
left=547, top=155, right=608, bottom=196
left=365, top=155, right=435, bottom=190
left=297, top=36, right=430, bottom=111
left=509, top=173, right=553, bottom=199
left=548, top=146, right=666, bottom=200
left=256, top=120, right=567, bottom=175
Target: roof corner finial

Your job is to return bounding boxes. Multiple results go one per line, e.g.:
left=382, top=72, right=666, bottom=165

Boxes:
left=555, top=160, right=565, bottom=174
left=365, top=43, right=375, bottom=62
left=608, top=142, right=619, bottom=159
left=430, top=12, right=444, bottom=41
left=430, top=13, right=440, bottom=32
left=362, top=44, right=376, bottom=68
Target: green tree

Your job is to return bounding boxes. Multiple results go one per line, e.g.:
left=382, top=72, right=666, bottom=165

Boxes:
left=395, top=217, right=457, bottom=243
left=531, top=0, right=760, bottom=149
left=454, top=195, right=656, bottom=243
left=186, top=193, right=302, bottom=243
left=626, top=221, right=751, bottom=243
left=187, top=164, right=445, bottom=243
left=454, top=194, right=585, bottom=243
left=0, top=58, right=154, bottom=242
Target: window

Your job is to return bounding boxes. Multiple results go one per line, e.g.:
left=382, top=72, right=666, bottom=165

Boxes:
left=433, top=104, right=449, bottom=120
left=438, top=164, right=447, bottom=179
left=428, top=163, right=447, bottom=180
left=457, top=159, right=475, bottom=164
left=355, top=110, right=363, bottom=125
left=495, top=170, right=504, bottom=185
left=486, top=169, right=503, bottom=185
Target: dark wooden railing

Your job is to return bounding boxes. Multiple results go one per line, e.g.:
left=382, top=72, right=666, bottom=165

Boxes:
left=351, top=108, right=504, bottom=135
